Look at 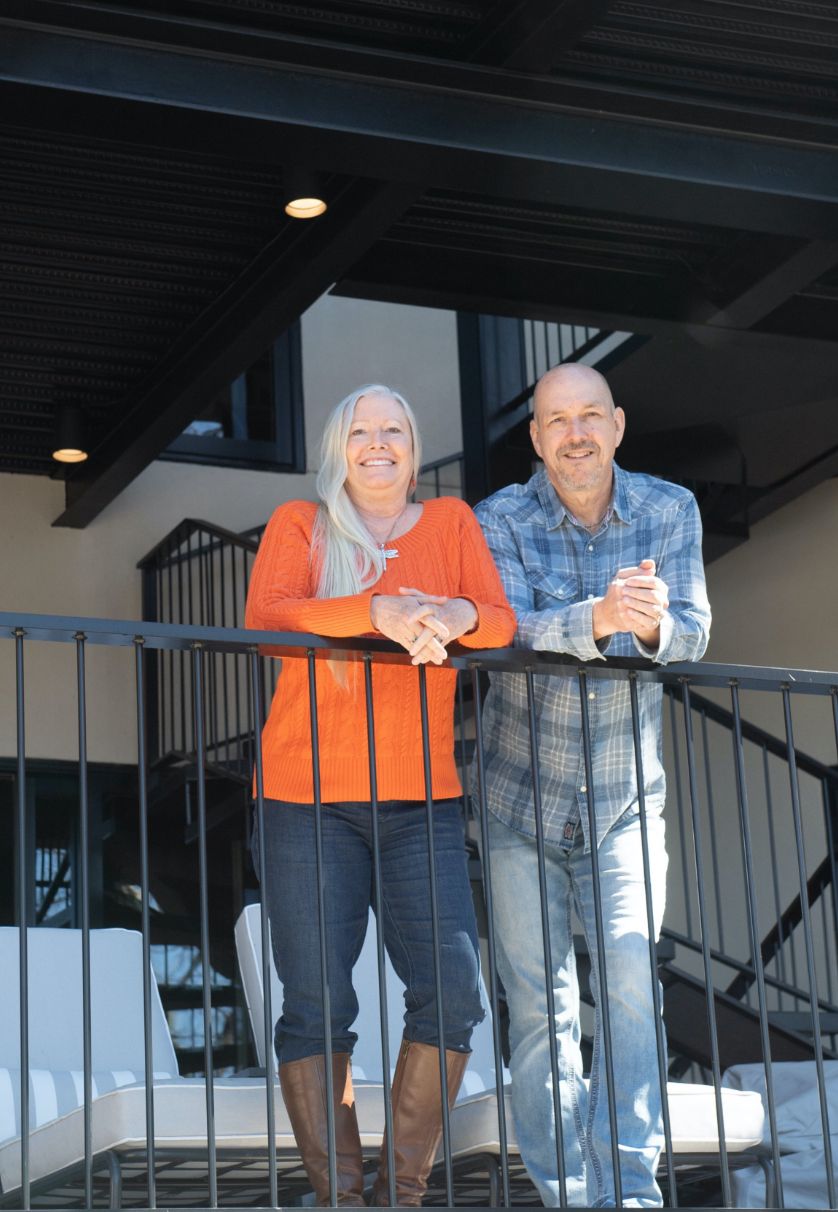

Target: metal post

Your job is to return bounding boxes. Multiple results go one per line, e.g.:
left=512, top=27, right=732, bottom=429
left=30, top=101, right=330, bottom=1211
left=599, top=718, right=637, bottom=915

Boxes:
left=134, top=638, right=157, bottom=1208
left=524, top=668, right=568, bottom=1206
left=192, top=644, right=218, bottom=1208
left=248, top=650, right=278, bottom=1208
left=577, top=670, right=621, bottom=1207
left=363, top=654, right=396, bottom=1206
left=780, top=688, right=835, bottom=1208
left=75, top=633, right=94, bottom=1207
left=417, top=665, right=454, bottom=1206
left=307, top=650, right=337, bottom=1206
left=15, top=629, right=30, bottom=1210
left=471, top=664, right=511, bottom=1207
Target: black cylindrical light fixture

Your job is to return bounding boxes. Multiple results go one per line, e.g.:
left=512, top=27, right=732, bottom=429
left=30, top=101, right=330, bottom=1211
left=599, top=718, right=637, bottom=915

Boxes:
left=52, top=405, right=88, bottom=464
left=283, top=167, right=327, bottom=219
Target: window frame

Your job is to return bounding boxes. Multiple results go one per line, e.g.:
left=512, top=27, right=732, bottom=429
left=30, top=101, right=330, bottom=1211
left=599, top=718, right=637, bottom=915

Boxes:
left=161, top=322, right=306, bottom=473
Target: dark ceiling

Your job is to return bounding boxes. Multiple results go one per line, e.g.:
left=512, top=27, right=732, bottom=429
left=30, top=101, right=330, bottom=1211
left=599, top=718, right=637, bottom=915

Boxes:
left=1, top=0, right=837, bottom=526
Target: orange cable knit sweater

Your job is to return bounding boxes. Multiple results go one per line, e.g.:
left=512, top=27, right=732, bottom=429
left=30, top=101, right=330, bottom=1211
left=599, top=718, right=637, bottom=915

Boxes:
left=245, top=497, right=515, bottom=803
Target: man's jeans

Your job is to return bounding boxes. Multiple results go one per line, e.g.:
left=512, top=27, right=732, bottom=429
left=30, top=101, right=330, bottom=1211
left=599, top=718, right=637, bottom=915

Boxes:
left=254, top=798, right=484, bottom=1065
left=483, top=809, right=668, bottom=1208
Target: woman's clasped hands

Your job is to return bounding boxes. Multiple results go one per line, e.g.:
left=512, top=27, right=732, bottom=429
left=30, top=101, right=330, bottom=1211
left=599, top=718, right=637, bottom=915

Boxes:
left=370, top=586, right=478, bottom=665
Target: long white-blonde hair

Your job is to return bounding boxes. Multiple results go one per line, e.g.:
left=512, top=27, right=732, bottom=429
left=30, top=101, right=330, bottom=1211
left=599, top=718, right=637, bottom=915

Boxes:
left=312, top=384, right=423, bottom=599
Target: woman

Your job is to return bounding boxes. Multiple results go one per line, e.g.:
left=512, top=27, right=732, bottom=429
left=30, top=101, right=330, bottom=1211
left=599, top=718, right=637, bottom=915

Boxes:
left=245, top=384, right=514, bottom=1207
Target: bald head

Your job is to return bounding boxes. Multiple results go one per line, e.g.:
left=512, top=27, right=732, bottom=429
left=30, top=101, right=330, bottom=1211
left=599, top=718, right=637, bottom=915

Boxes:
left=532, top=363, right=615, bottom=424
left=529, top=361, right=625, bottom=512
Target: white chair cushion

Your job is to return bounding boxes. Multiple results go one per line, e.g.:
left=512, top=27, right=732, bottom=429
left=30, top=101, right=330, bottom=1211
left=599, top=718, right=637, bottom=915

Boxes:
left=0, top=1068, right=175, bottom=1146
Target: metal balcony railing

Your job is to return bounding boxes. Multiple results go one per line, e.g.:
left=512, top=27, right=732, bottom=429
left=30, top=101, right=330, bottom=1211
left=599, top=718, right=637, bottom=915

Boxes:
left=1, top=612, right=837, bottom=1209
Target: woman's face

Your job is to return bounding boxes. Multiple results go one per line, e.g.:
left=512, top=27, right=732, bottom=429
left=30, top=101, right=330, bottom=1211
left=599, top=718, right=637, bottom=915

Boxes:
left=344, top=394, right=414, bottom=506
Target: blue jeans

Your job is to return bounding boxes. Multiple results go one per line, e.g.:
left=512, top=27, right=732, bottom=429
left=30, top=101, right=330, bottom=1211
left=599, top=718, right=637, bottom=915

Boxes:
left=483, top=809, right=667, bottom=1208
left=253, top=799, right=484, bottom=1065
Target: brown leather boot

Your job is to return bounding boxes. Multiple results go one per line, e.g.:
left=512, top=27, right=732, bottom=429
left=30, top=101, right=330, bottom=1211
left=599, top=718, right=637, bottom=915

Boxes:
left=279, top=1053, right=366, bottom=1207
left=372, top=1040, right=469, bottom=1207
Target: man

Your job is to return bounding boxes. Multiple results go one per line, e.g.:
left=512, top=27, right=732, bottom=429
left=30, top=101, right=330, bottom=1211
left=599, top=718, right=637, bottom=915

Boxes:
left=474, top=363, right=710, bottom=1207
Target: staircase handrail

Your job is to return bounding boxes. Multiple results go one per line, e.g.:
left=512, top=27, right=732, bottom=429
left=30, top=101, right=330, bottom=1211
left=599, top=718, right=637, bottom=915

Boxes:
left=662, top=926, right=838, bottom=1016
left=668, top=683, right=838, bottom=786
left=137, top=517, right=259, bottom=572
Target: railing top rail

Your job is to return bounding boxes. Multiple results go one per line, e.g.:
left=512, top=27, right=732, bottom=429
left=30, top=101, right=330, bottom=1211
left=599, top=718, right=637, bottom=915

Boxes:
left=136, top=517, right=259, bottom=570
left=3, top=611, right=838, bottom=696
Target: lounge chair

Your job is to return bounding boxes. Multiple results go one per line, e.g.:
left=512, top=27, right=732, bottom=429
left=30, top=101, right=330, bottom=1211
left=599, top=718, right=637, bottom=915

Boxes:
left=236, top=903, right=772, bottom=1206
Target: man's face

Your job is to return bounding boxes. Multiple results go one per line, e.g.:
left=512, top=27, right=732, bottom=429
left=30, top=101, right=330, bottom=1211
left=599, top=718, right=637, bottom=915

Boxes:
left=530, top=372, right=625, bottom=500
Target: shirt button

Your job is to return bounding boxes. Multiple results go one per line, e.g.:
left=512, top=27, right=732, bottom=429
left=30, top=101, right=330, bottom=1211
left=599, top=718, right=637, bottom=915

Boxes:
left=588, top=691, right=595, bottom=700
left=587, top=544, right=594, bottom=552
left=580, top=785, right=587, bottom=793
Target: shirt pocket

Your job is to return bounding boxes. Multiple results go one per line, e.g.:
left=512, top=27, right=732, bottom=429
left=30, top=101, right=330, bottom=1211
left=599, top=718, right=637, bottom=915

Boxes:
left=526, top=569, right=578, bottom=611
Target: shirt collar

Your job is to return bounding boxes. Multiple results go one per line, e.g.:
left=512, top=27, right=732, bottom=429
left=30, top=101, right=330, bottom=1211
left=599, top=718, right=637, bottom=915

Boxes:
left=534, top=462, right=632, bottom=529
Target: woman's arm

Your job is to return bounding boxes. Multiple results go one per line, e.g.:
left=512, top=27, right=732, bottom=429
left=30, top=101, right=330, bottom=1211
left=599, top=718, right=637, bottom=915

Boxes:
left=400, top=501, right=515, bottom=654
left=244, top=503, right=375, bottom=636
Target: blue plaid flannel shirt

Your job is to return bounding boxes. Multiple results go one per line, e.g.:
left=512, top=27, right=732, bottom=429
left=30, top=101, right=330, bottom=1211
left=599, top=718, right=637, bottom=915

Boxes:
left=474, top=464, right=711, bottom=851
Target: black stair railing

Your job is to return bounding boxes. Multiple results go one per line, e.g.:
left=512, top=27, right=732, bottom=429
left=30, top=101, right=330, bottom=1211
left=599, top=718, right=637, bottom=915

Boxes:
left=663, top=683, right=838, bottom=1062
left=138, top=519, right=266, bottom=779
left=5, top=613, right=838, bottom=1208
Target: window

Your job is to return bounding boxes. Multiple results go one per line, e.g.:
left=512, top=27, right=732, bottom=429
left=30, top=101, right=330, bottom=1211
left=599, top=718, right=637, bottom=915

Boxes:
left=163, top=323, right=305, bottom=471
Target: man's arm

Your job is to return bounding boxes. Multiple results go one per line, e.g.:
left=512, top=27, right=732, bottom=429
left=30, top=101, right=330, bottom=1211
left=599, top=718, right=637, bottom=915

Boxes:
left=475, top=499, right=607, bottom=661
left=630, top=494, right=711, bottom=664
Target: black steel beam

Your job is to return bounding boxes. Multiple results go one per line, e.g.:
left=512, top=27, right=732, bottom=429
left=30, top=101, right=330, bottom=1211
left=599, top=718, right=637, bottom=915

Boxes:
left=335, top=242, right=694, bottom=335
left=335, top=240, right=838, bottom=346
left=1, top=24, right=837, bottom=238
left=53, top=179, right=419, bottom=528
left=3, top=2, right=834, bottom=151
left=696, top=240, right=838, bottom=329
left=463, top=0, right=612, bottom=71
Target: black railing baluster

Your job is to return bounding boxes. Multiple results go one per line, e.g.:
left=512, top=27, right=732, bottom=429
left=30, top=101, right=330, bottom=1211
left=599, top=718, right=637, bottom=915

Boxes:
left=456, top=672, right=470, bottom=822
left=417, top=665, right=454, bottom=1206
left=763, top=744, right=788, bottom=1006
left=191, top=644, right=218, bottom=1208
left=363, top=654, right=396, bottom=1207
left=668, top=691, right=693, bottom=938
left=177, top=536, right=187, bottom=750
left=822, top=779, right=838, bottom=1008
left=205, top=535, right=220, bottom=762
left=471, top=664, right=511, bottom=1207
left=135, top=637, right=157, bottom=1208
left=818, top=880, right=834, bottom=1008
left=75, top=633, right=94, bottom=1207
left=15, top=629, right=30, bottom=1211
left=680, top=681, right=732, bottom=1206
left=577, top=670, right=621, bottom=1208
left=231, top=545, right=244, bottom=776
left=166, top=535, right=175, bottom=757
left=628, top=674, right=677, bottom=1206
left=780, top=688, right=836, bottom=1208
left=219, top=536, right=231, bottom=770
left=730, top=683, right=784, bottom=1208
left=249, top=650, right=278, bottom=1208
left=524, top=668, right=568, bottom=1206
left=699, top=708, right=725, bottom=954
left=307, top=649, right=337, bottom=1207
